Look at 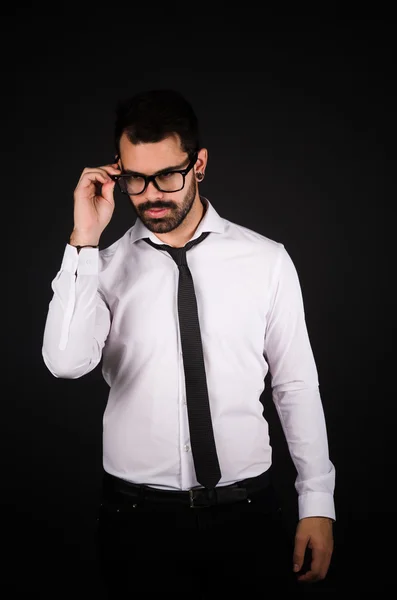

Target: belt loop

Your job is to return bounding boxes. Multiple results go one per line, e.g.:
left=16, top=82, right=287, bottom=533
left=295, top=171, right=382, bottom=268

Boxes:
left=137, top=484, right=145, bottom=507
left=208, top=488, right=216, bottom=505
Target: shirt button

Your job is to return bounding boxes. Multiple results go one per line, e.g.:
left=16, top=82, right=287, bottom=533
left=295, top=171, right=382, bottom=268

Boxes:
left=183, top=444, right=190, bottom=452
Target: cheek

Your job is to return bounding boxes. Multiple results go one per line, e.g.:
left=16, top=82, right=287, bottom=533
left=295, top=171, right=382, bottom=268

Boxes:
left=131, top=199, right=141, bottom=210
left=187, top=175, right=197, bottom=196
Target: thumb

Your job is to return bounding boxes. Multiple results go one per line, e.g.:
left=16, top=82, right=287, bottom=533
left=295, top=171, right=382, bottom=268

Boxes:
left=102, top=179, right=116, bottom=202
left=293, top=534, right=308, bottom=572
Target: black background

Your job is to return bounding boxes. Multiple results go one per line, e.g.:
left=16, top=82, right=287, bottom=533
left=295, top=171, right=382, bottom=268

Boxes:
left=5, top=10, right=394, bottom=597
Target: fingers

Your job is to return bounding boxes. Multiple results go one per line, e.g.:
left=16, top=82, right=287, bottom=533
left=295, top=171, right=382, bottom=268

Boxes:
left=101, top=164, right=121, bottom=175
left=293, top=531, right=309, bottom=574
left=296, top=545, right=332, bottom=583
left=292, top=517, right=334, bottom=584
left=78, top=164, right=120, bottom=188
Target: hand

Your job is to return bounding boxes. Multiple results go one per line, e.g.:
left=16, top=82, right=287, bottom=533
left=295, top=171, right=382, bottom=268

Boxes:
left=71, top=162, right=121, bottom=243
left=293, top=516, right=334, bottom=583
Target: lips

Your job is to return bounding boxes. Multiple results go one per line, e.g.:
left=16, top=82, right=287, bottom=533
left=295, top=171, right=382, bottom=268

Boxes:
left=146, top=208, right=169, bottom=217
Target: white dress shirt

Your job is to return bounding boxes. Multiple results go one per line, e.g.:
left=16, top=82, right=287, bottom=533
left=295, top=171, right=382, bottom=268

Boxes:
left=42, top=196, right=335, bottom=520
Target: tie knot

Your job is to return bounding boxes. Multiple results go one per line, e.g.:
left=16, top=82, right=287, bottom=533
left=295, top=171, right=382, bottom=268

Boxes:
left=166, top=246, right=187, bottom=266
left=143, top=231, right=211, bottom=266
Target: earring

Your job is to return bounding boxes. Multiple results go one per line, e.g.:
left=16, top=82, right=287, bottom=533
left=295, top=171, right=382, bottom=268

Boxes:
left=196, top=172, right=205, bottom=181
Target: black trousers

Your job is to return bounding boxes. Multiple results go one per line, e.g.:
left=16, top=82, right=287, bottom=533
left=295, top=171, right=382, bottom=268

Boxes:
left=95, top=470, right=302, bottom=598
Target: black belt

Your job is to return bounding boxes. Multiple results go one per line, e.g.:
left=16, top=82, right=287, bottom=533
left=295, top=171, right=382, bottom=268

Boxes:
left=102, top=468, right=272, bottom=509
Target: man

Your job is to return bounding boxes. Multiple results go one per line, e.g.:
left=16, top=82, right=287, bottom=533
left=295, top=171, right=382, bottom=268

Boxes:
left=42, top=89, right=335, bottom=597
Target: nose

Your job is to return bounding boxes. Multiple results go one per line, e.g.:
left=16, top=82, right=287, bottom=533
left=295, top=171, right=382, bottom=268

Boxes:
left=144, top=180, right=165, bottom=201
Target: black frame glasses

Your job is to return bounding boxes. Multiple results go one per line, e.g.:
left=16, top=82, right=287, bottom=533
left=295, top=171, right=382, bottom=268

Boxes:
left=110, top=151, right=198, bottom=196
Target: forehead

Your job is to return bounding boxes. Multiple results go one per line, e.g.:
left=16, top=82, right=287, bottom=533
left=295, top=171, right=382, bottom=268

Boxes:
left=119, top=133, right=187, bottom=173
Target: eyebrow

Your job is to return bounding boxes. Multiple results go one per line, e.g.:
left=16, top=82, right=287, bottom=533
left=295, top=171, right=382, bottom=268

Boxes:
left=121, top=158, right=190, bottom=177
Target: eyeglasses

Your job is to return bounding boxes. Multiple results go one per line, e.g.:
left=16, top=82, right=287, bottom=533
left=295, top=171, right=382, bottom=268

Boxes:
left=110, top=152, right=198, bottom=196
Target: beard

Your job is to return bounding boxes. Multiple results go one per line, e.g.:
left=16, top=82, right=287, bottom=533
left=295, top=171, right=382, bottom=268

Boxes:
left=131, top=174, right=198, bottom=234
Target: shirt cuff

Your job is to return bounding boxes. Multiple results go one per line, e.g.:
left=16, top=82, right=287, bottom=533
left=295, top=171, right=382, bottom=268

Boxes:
left=62, top=244, right=99, bottom=275
left=298, top=492, right=336, bottom=521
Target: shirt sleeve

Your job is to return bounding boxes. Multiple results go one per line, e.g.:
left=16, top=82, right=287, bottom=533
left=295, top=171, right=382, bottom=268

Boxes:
left=264, top=244, right=336, bottom=521
left=42, top=244, right=111, bottom=379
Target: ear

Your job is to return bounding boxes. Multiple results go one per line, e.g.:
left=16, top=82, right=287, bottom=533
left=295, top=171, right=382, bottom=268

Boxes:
left=195, top=148, right=208, bottom=178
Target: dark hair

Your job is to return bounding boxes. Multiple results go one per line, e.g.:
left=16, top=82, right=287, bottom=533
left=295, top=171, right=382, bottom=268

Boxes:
left=114, top=89, right=200, bottom=157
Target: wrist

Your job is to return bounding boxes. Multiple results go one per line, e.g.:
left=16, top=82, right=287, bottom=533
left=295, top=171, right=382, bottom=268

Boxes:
left=300, top=516, right=334, bottom=523
left=69, top=233, right=100, bottom=247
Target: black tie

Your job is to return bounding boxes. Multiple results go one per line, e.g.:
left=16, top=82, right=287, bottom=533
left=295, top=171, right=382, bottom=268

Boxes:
left=143, top=231, right=221, bottom=489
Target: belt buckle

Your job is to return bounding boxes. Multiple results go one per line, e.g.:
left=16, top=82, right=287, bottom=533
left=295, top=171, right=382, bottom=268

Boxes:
left=189, top=488, right=211, bottom=508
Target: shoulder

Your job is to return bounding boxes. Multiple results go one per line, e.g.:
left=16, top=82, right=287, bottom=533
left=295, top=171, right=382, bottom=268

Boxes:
left=98, top=227, right=133, bottom=270
left=223, top=218, right=286, bottom=264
